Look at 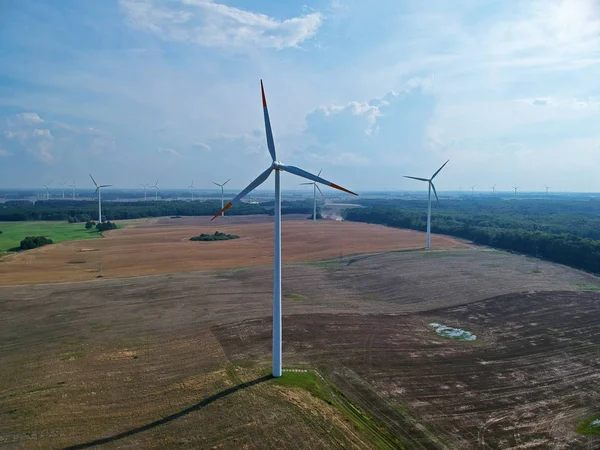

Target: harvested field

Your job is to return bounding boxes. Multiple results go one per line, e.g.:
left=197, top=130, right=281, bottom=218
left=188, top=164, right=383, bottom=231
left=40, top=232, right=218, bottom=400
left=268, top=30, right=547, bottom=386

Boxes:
left=0, top=216, right=463, bottom=285
left=1, top=248, right=599, bottom=448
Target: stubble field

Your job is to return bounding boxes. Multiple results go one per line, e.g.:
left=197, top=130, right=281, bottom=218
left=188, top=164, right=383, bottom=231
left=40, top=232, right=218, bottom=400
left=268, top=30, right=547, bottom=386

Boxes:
left=0, top=215, right=463, bottom=285
left=1, top=218, right=599, bottom=449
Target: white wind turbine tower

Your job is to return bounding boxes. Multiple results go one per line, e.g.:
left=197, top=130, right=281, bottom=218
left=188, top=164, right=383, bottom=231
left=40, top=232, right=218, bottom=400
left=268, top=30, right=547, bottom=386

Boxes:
left=151, top=179, right=159, bottom=200
left=43, top=180, right=52, bottom=200
left=512, top=185, right=519, bottom=197
left=211, top=80, right=357, bottom=378
left=490, top=184, right=496, bottom=195
left=545, top=185, right=550, bottom=196
left=60, top=181, right=66, bottom=199
left=404, top=160, right=449, bottom=249
left=212, top=178, right=231, bottom=216
left=69, top=182, right=76, bottom=200
left=89, top=174, right=112, bottom=222
left=188, top=180, right=197, bottom=200
left=140, top=183, right=149, bottom=201
left=470, top=185, right=476, bottom=196
left=300, top=169, right=324, bottom=224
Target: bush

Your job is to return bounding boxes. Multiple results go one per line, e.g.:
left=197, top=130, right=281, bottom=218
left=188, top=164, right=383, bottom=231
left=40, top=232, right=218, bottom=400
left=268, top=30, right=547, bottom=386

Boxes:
left=190, top=231, right=240, bottom=241
left=96, top=221, right=117, bottom=232
left=85, top=220, right=95, bottom=229
left=20, top=236, right=53, bottom=250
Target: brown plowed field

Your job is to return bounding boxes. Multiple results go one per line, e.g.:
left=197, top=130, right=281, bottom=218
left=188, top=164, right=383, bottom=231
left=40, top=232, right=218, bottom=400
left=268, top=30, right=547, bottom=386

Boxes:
left=1, top=248, right=599, bottom=448
left=0, top=216, right=463, bottom=285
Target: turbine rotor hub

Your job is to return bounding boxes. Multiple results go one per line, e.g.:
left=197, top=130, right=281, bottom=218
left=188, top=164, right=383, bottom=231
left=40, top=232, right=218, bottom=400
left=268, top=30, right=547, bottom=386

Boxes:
left=272, top=161, right=283, bottom=170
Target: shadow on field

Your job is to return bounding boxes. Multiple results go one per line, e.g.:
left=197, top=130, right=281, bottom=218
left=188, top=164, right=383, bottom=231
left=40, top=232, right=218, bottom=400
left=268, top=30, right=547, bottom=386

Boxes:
left=63, top=374, right=273, bottom=449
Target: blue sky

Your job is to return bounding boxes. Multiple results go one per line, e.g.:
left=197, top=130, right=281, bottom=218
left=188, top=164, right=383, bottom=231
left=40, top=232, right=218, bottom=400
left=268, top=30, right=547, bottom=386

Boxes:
left=1, top=0, right=600, bottom=192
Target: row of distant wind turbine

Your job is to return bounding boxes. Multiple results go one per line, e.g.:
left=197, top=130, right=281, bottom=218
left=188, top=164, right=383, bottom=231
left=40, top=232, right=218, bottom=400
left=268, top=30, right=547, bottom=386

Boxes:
left=41, top=180, right=78, bottom=200
left=463, top=185, right=553, bottom=196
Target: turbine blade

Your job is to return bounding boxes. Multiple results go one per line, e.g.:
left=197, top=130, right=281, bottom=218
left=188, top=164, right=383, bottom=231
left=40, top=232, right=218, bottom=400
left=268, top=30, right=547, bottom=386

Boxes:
left=211, top=167, right=273, bottom=220
left=223, top=178, right=231, bottom=186
left=317, top=169, right=322, bottom=177
left=99, top=184, right=112, bottom=188
left=299, top=182, right=313, bottom=185
left=280, top=164, right=357, bottom=196
left=404, top=176, right=429, bottom=182
left=261, top=80, right=277, bottom=162
left=212, top=182, right=221, bottom=187
left=431, top=182, right=440, bottom=205
left=89, top=173, right=98, bottom=187
left=316, top=184, right=324, bottom=196
left=431, top=159, right=449, bottom=180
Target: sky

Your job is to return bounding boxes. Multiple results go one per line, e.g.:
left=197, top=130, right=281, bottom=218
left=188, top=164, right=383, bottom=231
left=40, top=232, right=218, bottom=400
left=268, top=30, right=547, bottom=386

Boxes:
left=1, top=0, right=600, bottom=193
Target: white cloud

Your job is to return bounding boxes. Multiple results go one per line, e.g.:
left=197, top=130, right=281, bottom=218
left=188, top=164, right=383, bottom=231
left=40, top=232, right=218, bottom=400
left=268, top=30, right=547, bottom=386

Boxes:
left=192, top=141, right=211, bottom=152
left=17, top=112, right=43, bottom=125
left=157, top=147, right=180, bottom=157
left=120, top=0, right=323, bottom=49
left=34, top=129, right=52, bottom=137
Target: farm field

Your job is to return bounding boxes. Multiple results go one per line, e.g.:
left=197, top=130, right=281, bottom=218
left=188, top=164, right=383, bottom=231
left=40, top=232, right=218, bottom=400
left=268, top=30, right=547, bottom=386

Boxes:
left=1, top=246, right=599, bottom=448
left=0, top=216, right=464, bottom=285
left=0, top=221, right=100, bottom=252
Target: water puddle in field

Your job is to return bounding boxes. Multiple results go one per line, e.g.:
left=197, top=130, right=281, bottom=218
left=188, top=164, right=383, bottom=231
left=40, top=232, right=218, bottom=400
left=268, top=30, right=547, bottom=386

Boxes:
left=429, top=323, right=476, bottom=341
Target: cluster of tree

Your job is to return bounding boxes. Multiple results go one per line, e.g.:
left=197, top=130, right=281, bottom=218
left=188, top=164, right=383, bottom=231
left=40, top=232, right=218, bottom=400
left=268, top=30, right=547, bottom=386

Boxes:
left=306, top=212, right=323, bottom=220
left=68, top=214, right=92, bottom=223
left=190, top=231, right=240, bottom=241
left=0, top=200, right=267, bottom=222
left=96, top=221, right=118, bottom=232
left=20, top=236, right=53, bottom=250
left=84, top=220, right=97, bottom=229
left=343, top=199, right=600, bottom=274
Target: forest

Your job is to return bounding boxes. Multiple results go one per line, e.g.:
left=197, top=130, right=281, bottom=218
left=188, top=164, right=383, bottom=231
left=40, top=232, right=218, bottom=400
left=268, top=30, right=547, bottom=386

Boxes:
left=0, top=199, right=315, bottom=221
left=343, top=198, right=600, bottom=274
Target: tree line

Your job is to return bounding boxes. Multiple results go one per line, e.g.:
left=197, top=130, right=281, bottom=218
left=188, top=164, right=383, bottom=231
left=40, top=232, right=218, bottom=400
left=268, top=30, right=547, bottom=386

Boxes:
left=343, top=199, right=600, bottom=274
left=0, top=199, right=318, bottom=222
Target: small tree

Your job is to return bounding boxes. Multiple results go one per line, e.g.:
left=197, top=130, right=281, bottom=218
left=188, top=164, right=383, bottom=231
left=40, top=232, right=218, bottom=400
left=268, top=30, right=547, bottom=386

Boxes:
left=85, top=220, right=93, bottom=230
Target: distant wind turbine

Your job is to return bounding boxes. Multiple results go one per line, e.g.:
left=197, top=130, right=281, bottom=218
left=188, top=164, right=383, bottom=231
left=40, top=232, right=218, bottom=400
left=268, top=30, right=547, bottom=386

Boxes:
left=404, top=160, right=449, bottom=249
left=212, top=178, right=231, bottom=217
left=470, top=185, right=475, bottom=196
left=140, top=183, right=149, bottom=201
left=188, top=180, right=197, bottom=200
left=42, top=180, right=52, bottom=200
left=545, top=185, right=550, bottom=196
left=300, top=169, right=324, bottom=224
left=69, top=182, right=76, bottom=200
left=90, top=174, right=112, bottom=222
left=59, top=181, right=66, bottom=199
left=512, top=186, right=519, bottom=197
left=151, top=179, right=159, bottom=200
left=490, top=184, right=496, bottom=195
left=211, top=80, right=357, bottom=377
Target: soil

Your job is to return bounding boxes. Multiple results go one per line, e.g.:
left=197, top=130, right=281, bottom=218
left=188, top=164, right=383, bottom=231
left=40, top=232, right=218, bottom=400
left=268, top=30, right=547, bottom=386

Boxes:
left=1, top=230, right=599, bottom=448
left=0, top=216, right=464, bottom=285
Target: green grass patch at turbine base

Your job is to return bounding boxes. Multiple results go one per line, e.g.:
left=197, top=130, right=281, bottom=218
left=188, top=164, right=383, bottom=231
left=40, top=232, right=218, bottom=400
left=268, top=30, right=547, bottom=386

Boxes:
left=577, top=416, right=600, bottom=435
left=276, top=369, right=410, bottom=449
left=0, top=221, right=102, bottom=252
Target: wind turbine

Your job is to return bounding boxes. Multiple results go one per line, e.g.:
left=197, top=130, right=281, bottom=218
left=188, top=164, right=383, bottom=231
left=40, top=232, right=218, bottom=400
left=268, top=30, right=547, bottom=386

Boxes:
left=470, top=185, right=476, bottom=196
left=69, top=182, right=76, bottom=200
left=212, top=178, right=231, bottom=217
left=188, top=180, right=197, bottom=200
left=545, top=185, right=550, bottom=196
left=300, top=169, right=324, bottom=224
left=512, top=185, right=519, bottom=197
left=59, top=181, right=66, bottom=199
left=140, top=183, right=149, bottom=201
left=404, top=160, right=449, bottom=249
left=211, top=80, right=357, bottom=378
left=89, top=174, right=112, bottom=222
left=43, top=180, right=52, bottom=200
left=490, top=184, right=496, bottom=195
left=151, top=179, right=159, bottom=200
